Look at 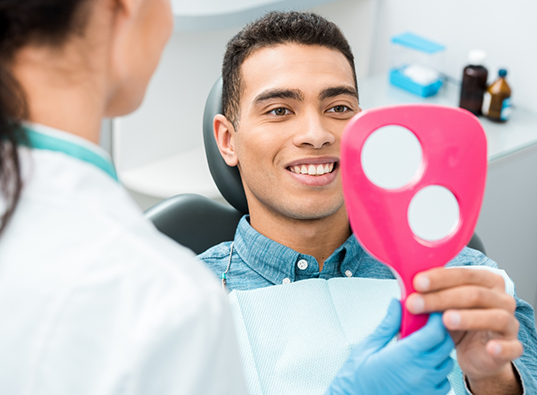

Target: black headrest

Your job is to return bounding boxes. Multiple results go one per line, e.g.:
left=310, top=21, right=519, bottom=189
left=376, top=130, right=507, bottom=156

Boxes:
left=203, top=77, right=249, bottom=214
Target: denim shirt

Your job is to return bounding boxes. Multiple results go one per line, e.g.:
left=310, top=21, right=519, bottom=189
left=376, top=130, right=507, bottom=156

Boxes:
left=199, top=215, right=537, bottom=393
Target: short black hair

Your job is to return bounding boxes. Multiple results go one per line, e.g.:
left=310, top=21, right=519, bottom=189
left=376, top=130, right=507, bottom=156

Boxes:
left=221, top=11, right=358, bottom=128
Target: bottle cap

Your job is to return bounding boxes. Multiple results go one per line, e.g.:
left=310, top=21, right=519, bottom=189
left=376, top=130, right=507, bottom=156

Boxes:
left=499, top=69, right=507, bottom=77
left=468, top=50, right=487, bottom=65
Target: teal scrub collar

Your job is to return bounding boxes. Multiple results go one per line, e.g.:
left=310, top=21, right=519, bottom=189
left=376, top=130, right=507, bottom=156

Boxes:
left=23, top=126, right=119, bottom=183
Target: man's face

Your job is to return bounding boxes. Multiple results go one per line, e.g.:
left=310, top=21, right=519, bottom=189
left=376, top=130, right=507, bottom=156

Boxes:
left=228, top=44, right=359, bottom=221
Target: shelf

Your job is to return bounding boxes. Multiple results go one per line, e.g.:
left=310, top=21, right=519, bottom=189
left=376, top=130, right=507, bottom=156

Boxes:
left=172, top=0, right=337, bottom=31
left=119, top=147, right=221, bottom=199
left=359, top=74, right=537, bottom=163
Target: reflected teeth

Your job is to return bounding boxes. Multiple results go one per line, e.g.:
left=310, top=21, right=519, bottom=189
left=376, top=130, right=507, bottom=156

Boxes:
left=289, top=162, right=336, bottom=176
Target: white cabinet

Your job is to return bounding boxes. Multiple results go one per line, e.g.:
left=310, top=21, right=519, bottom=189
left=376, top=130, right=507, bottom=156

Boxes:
left=359, top=75, right=537, bottom=310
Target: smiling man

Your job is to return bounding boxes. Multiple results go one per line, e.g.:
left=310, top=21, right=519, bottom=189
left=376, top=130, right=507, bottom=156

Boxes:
left=199, top=11, right=537, bottom=395
left=216, top=42, right=355, bottom=270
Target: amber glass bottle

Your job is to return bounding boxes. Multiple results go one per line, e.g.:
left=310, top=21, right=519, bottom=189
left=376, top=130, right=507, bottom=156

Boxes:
left=482, top=69, right=512, bottom=122
left=459, top=50, right=488, bottom=115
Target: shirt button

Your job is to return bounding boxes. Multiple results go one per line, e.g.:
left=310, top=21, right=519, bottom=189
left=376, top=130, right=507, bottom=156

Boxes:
left=345, top=270, right=353, bottom=278
left=297, top=259, right=308, bottom=270
left=282, top=278, right=291, bottom=285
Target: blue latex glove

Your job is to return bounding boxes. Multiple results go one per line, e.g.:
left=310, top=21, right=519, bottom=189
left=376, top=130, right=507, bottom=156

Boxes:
left=326, top=299, right=455, bottom=395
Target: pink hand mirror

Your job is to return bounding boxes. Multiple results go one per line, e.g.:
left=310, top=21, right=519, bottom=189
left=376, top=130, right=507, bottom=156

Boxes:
left=341, top=104, right=487, bottom=337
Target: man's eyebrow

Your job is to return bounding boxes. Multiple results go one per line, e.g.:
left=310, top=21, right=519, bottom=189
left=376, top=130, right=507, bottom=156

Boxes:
left=319, top=86, right=359, bottom=101
left=253, top=89, right=305, bottom=104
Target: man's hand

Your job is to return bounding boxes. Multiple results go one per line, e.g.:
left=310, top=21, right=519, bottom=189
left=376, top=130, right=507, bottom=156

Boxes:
left=406, top=267, right=523, bottom=394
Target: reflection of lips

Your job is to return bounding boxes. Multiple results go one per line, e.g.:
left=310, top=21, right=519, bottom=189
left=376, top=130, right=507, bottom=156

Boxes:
left=286, top=165, right=339, bottom=187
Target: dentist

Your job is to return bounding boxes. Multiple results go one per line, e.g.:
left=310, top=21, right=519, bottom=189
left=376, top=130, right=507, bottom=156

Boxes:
left=0, top=0, right=248, bottom=393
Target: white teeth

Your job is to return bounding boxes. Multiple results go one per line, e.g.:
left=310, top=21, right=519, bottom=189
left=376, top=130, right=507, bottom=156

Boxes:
left=290, top=162, right=336, bottom=175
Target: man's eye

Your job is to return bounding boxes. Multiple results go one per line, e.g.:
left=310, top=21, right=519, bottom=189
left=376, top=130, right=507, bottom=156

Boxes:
left=269, top=107, right=290, bottom=116
left=328, top=105, right=350, bottom=113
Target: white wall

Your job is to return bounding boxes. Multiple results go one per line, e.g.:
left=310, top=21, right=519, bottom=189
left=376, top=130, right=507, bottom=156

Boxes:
left=116, top=27, right=239, bottom=172
left=117, top=0, right=537, bottom=173
left=115, top=0, right=376, bottom=173
left=369, top=0, right=537, bottom=113
left=313, top=0, right=378, bottom=79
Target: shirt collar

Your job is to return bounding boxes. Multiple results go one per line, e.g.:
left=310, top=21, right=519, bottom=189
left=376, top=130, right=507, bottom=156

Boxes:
left=21, top=122, right=119, bottom=182
left=233, top=216, right=366, bottom=285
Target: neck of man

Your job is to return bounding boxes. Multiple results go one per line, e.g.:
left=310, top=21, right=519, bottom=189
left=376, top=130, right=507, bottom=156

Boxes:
left=12, top=43, right=107, bottom=145
left=249, top=204, right=351, bottom=272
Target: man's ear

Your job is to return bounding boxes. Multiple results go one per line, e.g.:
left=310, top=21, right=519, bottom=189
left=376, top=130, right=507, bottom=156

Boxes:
left=214, top=114, right=239, bottom=167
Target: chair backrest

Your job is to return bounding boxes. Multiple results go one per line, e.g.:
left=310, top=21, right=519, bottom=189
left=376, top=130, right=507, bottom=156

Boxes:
left=467, top=232, right=486, bottom=255
left=202, top=77, right=249, bottom=214
left=146, top=77, right=486, bottom=256
left=145, top=194, right=243, bottom=255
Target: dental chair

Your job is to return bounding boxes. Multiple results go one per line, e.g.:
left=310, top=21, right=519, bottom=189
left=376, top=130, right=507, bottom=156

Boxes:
left=144, top=78, right=486, bottom=256
left=145, top=78, right=247, bottom=255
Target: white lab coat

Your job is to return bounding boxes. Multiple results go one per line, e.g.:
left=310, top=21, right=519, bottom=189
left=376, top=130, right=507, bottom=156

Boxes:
left=0, top=124, right=247, bottom=395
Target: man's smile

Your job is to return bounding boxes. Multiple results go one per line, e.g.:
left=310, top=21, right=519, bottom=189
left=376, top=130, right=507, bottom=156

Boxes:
left=284, top=157, right=339, bottom=186
left=288, top=162, right=336, bottom=176
left=286, top=157, right=339, bottom=175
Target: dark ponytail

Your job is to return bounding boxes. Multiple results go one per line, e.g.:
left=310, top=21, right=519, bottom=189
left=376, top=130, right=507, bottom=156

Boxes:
left=0, top=0, right=90, bottom=234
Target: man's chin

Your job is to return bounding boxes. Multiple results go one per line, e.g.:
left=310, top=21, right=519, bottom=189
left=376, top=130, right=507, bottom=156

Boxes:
left=275, top=204, right=346, bottom=222
left=246, top=189, right=346, bottom=222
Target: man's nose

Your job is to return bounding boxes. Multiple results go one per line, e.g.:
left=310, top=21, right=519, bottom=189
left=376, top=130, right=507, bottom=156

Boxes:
left=293, top=112, right=336, bottom=149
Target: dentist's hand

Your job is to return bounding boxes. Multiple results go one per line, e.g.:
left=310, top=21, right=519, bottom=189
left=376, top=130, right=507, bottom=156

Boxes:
left=326, top=299, right=454, bottom=395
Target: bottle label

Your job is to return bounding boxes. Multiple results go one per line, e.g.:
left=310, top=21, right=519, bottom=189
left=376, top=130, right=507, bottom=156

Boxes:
left=482, top=92, right=491, bottom=116
left=501, top=98, right=512, bottom=121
